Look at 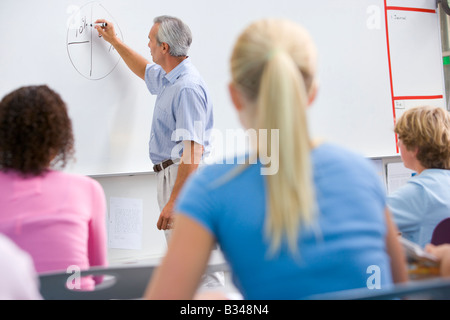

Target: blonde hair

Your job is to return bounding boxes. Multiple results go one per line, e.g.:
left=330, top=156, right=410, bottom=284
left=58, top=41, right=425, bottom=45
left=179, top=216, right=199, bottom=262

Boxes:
left=230, top=19, right=318, bottom=254
left=395, top=106, right=450, bottom=169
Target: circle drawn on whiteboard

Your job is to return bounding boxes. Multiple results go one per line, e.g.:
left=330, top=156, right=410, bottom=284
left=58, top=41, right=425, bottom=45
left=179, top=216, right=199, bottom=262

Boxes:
left=66, top=2, right=123, bottom=80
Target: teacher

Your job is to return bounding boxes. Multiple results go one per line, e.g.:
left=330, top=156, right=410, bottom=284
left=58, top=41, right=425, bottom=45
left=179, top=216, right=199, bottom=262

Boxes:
left=95, top=16, right=221, bottom=286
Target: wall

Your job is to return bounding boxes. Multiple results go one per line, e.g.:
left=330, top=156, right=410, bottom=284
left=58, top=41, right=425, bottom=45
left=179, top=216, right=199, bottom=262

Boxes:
left=2, top=0, right=445, bottom=178
left=0, top=0, right=446, bottom=263
left=93, top=173, right=167, bottom=264
left=89, top=0, right=445, bottom=264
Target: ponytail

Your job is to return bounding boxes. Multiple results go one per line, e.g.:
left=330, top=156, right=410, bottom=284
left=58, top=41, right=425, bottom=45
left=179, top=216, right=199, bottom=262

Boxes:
left=229, top=19, right=318, bottom=256
left=257, top=49, right=315, bottom=255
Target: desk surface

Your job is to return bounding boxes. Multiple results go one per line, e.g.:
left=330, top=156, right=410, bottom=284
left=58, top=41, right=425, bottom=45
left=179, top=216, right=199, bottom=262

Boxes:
left=108, top=249, right=229, bottom=272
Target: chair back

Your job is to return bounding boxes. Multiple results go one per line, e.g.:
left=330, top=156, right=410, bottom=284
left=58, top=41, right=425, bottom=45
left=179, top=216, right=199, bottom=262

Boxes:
left=38, top=264, right=155, bottom=300
left=38, top=261, right=230, bottom=300
left=307, top=277, right=450, bottom=300
left=431, top=217, right=450, bottom=245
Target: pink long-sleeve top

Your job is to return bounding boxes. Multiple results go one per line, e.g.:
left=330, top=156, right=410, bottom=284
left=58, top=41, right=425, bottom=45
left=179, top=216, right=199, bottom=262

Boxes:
left=0, top=170, right=107, bottom=288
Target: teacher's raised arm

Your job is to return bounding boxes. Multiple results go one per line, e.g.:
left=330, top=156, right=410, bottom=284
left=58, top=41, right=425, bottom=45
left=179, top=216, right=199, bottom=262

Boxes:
left=94, top=18, right=149, bottom=80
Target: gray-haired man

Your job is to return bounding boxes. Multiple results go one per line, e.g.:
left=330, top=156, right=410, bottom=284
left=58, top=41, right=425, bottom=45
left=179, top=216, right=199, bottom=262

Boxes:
left=95, top=16, right=223, bottom=288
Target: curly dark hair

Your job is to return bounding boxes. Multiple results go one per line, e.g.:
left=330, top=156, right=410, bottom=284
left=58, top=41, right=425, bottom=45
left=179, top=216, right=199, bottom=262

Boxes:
left=0, top=85, right=75, bottom=176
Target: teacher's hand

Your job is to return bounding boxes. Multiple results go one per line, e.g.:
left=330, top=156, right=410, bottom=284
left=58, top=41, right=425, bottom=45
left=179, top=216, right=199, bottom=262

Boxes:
left=94, top=19, right=119, bottom=45
left=157, top=201, right=175, bottom=230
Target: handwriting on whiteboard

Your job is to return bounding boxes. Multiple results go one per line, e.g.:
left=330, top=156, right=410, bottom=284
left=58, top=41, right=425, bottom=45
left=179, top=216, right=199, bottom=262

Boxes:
left=390, top=14, right=407, bottom=21
left=66, top=1, right=123, bottom=80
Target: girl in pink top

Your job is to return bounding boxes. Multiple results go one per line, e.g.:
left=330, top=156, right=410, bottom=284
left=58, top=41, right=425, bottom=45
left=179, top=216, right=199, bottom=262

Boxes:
left=0, top=85, right=107, bottom=290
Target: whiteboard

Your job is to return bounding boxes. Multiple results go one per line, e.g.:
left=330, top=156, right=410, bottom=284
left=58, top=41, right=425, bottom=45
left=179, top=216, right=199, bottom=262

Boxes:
left=0, top=0, right=445, bottom=176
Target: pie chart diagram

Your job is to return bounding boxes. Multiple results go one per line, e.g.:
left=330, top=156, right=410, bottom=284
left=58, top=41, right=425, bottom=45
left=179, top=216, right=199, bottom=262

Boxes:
left=66, top=2, right=123, bottom=80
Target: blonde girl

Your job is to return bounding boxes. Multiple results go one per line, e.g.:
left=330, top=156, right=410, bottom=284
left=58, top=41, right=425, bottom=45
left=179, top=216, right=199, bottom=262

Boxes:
left=145, top=19, right=407, bottom=300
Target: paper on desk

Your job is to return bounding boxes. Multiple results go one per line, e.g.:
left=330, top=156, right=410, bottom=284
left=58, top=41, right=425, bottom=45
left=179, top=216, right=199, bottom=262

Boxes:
left=399, top=237, right=438, bottom=266
left=386, top=162, right=415, bottom=195
left=108, top=197, right=143, bottom=250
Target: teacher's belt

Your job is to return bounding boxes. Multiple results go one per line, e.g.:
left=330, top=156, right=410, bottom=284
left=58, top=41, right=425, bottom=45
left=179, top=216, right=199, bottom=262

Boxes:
left=153, top=159, right=179, bottom=173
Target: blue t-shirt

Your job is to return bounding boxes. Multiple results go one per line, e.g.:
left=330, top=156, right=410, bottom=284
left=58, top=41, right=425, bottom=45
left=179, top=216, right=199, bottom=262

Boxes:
left=387, top=169, right=450, bottom=248
left=176, top=143, right=393, bottom=299
left=145, top=58, right=214, bottom=164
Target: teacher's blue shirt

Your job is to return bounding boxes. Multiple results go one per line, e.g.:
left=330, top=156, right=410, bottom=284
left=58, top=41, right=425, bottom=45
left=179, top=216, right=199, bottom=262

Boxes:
left=145, top=58, right=214, bottom=164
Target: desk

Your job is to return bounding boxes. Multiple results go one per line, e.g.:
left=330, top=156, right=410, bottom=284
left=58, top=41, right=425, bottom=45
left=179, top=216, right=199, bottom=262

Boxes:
left=108, top=249, right=230, bottom=273
left=39, top=250, right=233, bottom=300
left=408, top=262, right=440, bottom=280
left=107, top=250, right=241, bottom=298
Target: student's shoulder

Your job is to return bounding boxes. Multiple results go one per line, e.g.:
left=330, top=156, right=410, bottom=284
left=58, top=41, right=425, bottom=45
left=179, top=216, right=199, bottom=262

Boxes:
left=194, top=162, right=239, bottom=180
left=314, top=143, right=371, bottom=167
left=191, top=160, right=252, bottom=189
left=420, top=168, right=450, bottom=181
left=313, top=143, right=380, bottom=180
left=405, top=169, right=450, bottom=191
left=49, top=170, right=103, bottom=190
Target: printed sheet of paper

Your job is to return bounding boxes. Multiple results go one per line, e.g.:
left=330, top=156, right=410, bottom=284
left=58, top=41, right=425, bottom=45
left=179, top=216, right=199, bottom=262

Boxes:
left=108, top=197, right=143, bottom=250
left=386, top=162, right=415, bottom=195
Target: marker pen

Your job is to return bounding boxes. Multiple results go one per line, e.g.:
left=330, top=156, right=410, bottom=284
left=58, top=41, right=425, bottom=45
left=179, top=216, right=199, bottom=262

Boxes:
left=90, top=22, right=107, bottom=27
